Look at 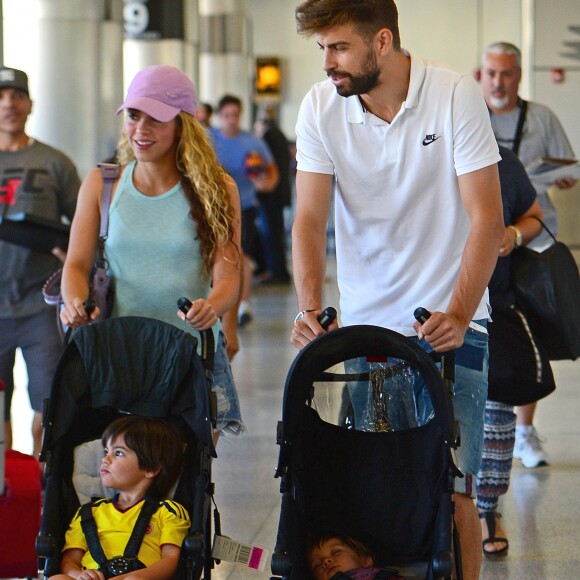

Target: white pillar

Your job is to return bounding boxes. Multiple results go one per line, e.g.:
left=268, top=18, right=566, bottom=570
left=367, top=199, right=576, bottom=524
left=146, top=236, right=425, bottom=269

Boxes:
left=0, top=2, right=4, bottom=65
left=29, top=0, right=123, bottom=176
left=521, top=0, right=535, bottom=100
left=100, top=16, right=125, bottom=161
left=183, top=0, right=200, bottom=91
left=198, top=0, right=252, bottom=126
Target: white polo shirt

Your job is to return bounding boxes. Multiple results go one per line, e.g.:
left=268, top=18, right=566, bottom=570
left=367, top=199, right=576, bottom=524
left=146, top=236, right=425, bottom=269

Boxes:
left=296, top=54, right=500, bottom=335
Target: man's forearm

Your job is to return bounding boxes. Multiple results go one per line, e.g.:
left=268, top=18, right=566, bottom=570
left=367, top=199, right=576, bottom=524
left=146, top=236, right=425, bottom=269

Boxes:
left=292, top=170, right=334, bottom=313
left=447, top=217, right=503, bottom=330
left=291, top=222, right=327, bottom=311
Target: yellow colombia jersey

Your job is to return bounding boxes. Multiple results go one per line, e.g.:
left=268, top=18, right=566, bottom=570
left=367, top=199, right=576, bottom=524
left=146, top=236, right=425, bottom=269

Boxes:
left=63, top=497, right=191, bottom=569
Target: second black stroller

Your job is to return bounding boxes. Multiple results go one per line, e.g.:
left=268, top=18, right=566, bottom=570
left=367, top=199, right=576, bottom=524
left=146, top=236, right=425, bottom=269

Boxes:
left=36, top=316, right=219, bottom=579
left=271, top=324, right=462, bottom=579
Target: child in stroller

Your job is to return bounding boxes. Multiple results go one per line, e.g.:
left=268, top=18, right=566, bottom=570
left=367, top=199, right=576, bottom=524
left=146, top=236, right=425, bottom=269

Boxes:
left=52, top=415, right=190, bottom=579
left=36, top=316, right=218, bottom=579
left=308, top=532, right=405, bottom=580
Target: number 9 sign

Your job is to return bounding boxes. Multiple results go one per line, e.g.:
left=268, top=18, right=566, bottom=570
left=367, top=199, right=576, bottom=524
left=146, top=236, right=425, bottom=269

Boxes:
left=123, top=1, right=149, bottom=36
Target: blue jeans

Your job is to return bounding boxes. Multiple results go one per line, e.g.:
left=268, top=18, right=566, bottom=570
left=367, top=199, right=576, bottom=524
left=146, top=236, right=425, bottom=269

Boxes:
left=212, top=332, right=245, bottom=436
left=346, top=322, right=488, bottom=497
left=411, top=322, right=489, bottom=496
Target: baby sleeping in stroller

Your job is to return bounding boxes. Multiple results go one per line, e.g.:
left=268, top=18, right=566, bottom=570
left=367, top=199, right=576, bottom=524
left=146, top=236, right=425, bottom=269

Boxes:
left=271, top=324, right=460, bottom=579
left=51, top=415, right=189, bottom=580
left=308, top=533, right=405, bottom=580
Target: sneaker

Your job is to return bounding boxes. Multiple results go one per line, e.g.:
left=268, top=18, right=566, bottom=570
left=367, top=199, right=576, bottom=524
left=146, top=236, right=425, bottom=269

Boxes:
left=514, top=426, right=550, bottom=468
left=238, top=310, right=253, bottom=327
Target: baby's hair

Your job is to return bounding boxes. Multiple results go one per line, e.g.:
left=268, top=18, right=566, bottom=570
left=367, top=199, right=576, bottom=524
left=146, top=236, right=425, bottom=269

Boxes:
left=306, top=531, right=376, bottom=566
left=102, top=415, right=184, bottom=499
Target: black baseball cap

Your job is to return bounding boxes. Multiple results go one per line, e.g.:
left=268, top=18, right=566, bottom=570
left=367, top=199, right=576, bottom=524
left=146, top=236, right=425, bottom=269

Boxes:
left=0, top=67, right=30, bottom=95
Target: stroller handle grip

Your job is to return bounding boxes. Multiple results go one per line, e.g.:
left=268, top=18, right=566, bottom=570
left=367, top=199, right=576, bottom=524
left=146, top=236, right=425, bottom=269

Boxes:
left=317, top=306, right=337, bottom=329
left=414, top=306, right=431, bottom=324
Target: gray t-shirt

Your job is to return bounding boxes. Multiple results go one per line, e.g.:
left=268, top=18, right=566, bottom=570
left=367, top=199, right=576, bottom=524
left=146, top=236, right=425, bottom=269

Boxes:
left=0, top=140, right=80, bottom=318
left=490, top=100, right=575, bottom=247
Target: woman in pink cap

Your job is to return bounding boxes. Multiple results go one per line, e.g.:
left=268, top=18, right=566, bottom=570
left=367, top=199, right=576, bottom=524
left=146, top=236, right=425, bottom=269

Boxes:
left=60, top=65, right=245, bottom=441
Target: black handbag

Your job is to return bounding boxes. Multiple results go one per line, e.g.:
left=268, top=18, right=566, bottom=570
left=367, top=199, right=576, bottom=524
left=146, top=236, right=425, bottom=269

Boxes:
left=43, top=163, right=120, bottom=336
left=510, top=217, right=580, bottom=360
left=487, top=306, right=555, bottom=406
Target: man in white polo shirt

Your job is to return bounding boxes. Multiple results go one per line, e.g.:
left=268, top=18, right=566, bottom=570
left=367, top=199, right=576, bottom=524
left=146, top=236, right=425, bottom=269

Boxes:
left=290, top=1, right=504, bottom=578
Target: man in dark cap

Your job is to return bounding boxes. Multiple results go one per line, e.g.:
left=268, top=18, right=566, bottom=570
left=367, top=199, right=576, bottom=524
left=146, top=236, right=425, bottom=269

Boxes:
left=0, top=67, right=30, bottom=93
left=0, top=67, right=81, bottom=459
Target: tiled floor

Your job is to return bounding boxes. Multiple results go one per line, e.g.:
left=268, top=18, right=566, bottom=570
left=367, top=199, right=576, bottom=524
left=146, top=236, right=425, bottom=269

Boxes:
left=9, top=266, right=580, bottom=579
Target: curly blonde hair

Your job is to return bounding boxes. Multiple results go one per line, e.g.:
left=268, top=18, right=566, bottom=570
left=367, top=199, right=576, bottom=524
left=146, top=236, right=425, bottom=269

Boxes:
left=116, top=112, right=238, bottom=277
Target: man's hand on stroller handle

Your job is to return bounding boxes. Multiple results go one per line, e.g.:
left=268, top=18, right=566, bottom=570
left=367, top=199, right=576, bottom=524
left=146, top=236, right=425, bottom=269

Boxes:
left=177, top=296, right=218, bottom=331
left=317, top=306, right=337, bottom=329
left=291, top=306, right=338, bottom=349
left=413, top=307, right=465, bottom=352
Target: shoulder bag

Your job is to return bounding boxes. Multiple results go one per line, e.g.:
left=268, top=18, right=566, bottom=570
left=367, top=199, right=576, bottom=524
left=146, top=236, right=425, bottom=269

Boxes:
left=487, top=306, right=556, bottom=405
left=43, top=163, right=120, bottom=337
left=510, top=216, right=580, bottom=360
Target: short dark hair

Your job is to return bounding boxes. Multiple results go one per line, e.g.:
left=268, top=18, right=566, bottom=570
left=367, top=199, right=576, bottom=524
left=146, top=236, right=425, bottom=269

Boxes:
left=102, top=416, right=184, bottom=499
left=306, top=531, right=376, bottom=566
left=199, top=102, right=213, bottom=116
left=217, top=94, right=242, bottom=112
left=296, top=0, right=401, bottom=50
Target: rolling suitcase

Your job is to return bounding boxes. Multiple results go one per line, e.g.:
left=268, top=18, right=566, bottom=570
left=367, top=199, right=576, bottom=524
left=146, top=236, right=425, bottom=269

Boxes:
left=0, top=380, right=42, bottom=578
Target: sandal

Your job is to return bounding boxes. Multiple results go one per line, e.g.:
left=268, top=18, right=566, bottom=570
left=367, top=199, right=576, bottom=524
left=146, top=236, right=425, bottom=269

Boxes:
left=479, top=511, right=509, bottom=558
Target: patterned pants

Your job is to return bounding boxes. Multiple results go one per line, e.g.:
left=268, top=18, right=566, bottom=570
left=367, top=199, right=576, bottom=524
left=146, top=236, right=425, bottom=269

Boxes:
left=476, top=400, right=516, bottom=511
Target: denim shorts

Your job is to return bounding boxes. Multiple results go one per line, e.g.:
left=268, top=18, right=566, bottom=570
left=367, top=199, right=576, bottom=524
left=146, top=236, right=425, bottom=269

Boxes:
left=212, top=332, right=245, bottom=436
left=410, top=321, right=489, bottom=497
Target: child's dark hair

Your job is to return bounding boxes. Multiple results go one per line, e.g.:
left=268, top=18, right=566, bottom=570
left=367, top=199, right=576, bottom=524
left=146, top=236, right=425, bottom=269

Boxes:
left=306, top=531, right=376, bottom=565
left=102, top=416, right=184, bottom=499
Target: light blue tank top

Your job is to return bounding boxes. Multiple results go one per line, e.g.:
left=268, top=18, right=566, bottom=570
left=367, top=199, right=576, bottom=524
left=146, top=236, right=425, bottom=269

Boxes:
left=106, top=161, right=221, bottom=349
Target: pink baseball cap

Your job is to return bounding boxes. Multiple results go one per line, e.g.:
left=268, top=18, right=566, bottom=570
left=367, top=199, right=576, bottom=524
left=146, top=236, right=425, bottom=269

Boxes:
left=116, top=65, right=197, bottom=122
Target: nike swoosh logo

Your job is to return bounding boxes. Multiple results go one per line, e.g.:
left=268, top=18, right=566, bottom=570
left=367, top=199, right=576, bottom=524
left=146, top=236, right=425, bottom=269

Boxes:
left=422, top=136, right=441, bottom=146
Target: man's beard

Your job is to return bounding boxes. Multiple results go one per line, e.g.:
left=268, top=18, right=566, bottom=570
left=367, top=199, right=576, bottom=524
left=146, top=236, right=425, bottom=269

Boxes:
left=489, top=94, right=510, bottom=110
left=331, top=50, right=380, bottom=97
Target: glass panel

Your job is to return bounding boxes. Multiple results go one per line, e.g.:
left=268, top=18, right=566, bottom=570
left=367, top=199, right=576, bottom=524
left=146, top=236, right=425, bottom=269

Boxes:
left=310, top=356, right=435, bottom=431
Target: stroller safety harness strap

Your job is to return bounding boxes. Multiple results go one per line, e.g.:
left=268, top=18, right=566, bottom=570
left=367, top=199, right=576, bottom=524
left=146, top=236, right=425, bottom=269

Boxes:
left=80, top=497, right=159, bottom=577
left=123, top=498, right=159, bottom=559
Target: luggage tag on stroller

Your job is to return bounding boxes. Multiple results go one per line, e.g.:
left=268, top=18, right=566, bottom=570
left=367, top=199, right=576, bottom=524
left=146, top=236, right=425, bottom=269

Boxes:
left=211, top=534, right=269, bottom=572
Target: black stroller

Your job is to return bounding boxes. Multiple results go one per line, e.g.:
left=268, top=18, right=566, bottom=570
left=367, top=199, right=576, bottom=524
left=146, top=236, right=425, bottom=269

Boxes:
left=270, top=324, right=462, bottom=580
left=36, top=316, right=219, bottom=579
